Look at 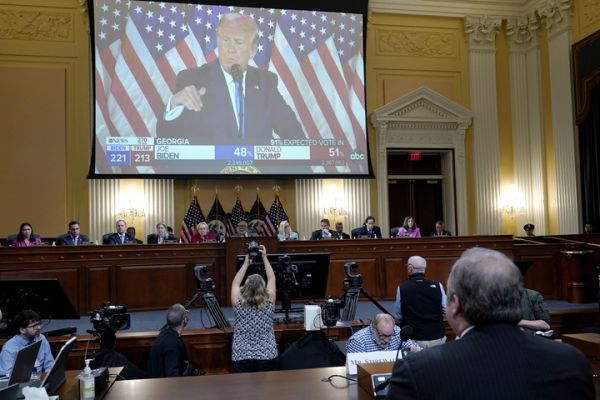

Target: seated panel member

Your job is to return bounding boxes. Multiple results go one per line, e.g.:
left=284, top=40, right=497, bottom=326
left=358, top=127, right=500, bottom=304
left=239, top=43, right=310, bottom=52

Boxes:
left=127, top=227, right=144, bottom=244
left=356, top=216, right=382, bottom=238
left=385, top=248, right=595, bottom=400
left=309, top=218, right=339, bottom=240
left=11, top=222, right=42, bottom=247
left=346, top=313, right=419, bottom=354
left=156, top=13, right=304, bottom=145
left=147, top=304, right=192, bottom=378
left=56, top=220, right=89, bottom=246
left=277, top=220, right=299, bottom=241
left=147, top=222, right=178, bottom=244
left=396, top=216, right=421, bottom=238
left=334, top=222, right=350, bottom=240
left=233, top=220, right=258, bottom=238
left=191, top=222, right=217, bottom=243
left=429, top=220, right=451, bottom=237
left=0, top=310, right=54, bottom=376
left=103, top=220, right=133, bottom=245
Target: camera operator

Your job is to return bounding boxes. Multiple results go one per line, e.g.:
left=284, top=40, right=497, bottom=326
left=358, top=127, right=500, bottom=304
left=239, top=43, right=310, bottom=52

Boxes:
left=147, top=303, right=194, bottom=378
left=231, top=245, right=278, bottom=372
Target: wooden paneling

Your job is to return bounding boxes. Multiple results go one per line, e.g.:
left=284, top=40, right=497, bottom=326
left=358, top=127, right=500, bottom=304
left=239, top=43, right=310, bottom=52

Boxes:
left=0, top=234, right=598, bottom=318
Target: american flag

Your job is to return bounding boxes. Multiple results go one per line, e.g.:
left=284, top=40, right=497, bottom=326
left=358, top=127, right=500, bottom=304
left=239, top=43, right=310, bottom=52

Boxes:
left=227, top=195, right=246, bottom=236
left=93, top=1, right=365, bottom=174
left=264, top=194, right=289, bottom=236
left=248, top=194, right=268, bottom=235
left=180, top=196, right=205, bottom=243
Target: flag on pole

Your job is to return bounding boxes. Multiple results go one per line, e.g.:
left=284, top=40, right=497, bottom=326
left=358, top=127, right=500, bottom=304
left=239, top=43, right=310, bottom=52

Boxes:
left=264, top=193, right=289, bottom=237
left=227, top=195, right=246, bottom=236
left=180, top=196, right=205, bottom=243
left=207, top=194, right=228, bottom=240
left=248, top=194, right=268, bottom=235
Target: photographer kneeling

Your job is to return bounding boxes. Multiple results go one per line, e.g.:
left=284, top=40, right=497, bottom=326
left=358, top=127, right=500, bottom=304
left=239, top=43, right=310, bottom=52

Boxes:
left=231, top=244, right=278, bottom=372
left=148, top=303, right=200, bottom=377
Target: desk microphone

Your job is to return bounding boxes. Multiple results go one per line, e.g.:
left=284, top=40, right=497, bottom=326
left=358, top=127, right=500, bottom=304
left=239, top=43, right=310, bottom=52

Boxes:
left=374, top=325, right=414, bottom=395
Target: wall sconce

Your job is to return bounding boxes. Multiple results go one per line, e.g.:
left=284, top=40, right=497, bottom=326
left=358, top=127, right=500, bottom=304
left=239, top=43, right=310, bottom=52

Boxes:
left=117, top=183, right=146, bottom=225
left=499, top=184, right=526, bottom=217
left=322, top=183, right=347, bottom=222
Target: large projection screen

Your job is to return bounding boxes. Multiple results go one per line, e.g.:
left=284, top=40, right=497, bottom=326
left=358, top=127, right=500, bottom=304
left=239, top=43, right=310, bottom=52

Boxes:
left=89, top=0, right=370, bottom=177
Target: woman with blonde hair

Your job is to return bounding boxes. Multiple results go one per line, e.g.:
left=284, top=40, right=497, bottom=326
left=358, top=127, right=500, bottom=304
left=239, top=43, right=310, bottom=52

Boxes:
left=230, top=245, right=277, bottom=372
left=277, top=220, right=299, bottom=240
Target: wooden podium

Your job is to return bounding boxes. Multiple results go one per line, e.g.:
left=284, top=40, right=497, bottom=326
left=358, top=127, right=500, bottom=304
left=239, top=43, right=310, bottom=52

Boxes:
left=357, top=362, right=395, bottom=398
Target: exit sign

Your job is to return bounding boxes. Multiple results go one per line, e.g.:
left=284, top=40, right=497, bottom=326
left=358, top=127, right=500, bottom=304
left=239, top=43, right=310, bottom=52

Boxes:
left=409, top=151, right=421, bottom=161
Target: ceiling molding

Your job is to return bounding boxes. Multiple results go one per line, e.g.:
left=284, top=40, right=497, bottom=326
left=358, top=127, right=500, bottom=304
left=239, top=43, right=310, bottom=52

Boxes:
left=369, top=0, right=539, bottom=18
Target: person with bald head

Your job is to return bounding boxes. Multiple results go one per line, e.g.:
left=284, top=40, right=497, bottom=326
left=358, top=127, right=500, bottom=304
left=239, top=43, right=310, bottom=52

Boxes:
left=346, top=313, right=419, bottom=353
left=157, top=12, right=304, bottom=145
left=385, top=248, right=594, bottom=400
left=393, top=255, right=447, bottom=348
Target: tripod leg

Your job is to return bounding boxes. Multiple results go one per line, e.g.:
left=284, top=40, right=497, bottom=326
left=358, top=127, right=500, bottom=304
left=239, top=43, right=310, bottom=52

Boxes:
left=201, top=293, right=230, bottom=328
left=341, top=288, right=360, bottom=321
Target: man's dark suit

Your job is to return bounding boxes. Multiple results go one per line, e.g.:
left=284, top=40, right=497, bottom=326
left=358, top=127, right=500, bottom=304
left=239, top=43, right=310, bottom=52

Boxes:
left=336, top=231, right=351, bottom=240
left=56, top=234, right=89, bottom=246
left=309, top=230, right=339, bottom=240
left=156, top=61, right=304, bottom=145
left=102, top=233, right=133, bottom=245
left=356, top=225, right=382, bottom=239
left=385, top=323, right=594, bottom=400
left=147, top=233, right=178, bottom=244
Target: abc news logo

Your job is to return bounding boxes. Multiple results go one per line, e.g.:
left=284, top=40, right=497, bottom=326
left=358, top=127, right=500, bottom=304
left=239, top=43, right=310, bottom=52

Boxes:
left=350, top=151, right=365, bottom=160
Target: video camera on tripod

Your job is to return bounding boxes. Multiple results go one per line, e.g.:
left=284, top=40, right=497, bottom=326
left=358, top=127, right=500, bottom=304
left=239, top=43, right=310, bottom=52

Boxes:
left=275, top=255, right=299, bottom=287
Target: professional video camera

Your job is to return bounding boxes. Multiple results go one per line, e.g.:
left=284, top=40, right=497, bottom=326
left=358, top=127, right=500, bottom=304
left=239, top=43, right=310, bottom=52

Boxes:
left=194, top=265, right=215, bottom=294
left=320, top=297, right=345, bottom=327
left=247, top=240, right=261, bottom=259
left=344, top=261, right=362, bottom=288
left=89, top=301, right=131, bottom=338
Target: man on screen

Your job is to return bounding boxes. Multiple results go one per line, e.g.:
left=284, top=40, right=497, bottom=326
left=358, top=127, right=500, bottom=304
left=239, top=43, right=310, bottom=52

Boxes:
left=156, top=13, right=304, bottom=145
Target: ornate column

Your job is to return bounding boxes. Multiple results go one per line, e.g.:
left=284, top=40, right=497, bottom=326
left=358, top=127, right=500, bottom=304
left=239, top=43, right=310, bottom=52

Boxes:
left=464, top=15, right=503, bottom=234
left=540, top=0, right=580, bottom=233
left=505, top=14, right=547, bottom=234
left=374, top=121, right=390, bottom=236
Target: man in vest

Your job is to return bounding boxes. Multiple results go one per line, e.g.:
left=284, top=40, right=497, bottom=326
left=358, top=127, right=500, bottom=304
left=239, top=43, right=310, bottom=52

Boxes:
left=393, top=255, right=447, bottom=348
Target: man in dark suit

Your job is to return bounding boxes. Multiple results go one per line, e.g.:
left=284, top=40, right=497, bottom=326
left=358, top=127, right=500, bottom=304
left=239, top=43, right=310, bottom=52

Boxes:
left=156, top=13, right=304, bottom=145
left=231, top=220, right=258, bottom=238
left=429, top=220, right=451, bottom=237
left=334, top=222, right=350, bottom=240
left=355, top=216, right=382, bottom=238
left=309, top=218, right=339, bottom=240
left=56, top=220, right=89, bottom=246
left=147, top=304, right=191, bottom=378
left=385, top=247, right=594, bottom=400
left=103, top=219, right=133, bottom=245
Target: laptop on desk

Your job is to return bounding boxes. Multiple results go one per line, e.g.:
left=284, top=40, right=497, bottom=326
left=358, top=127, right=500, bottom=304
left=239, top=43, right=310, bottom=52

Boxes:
left=0, top=384, right=19, bottom=400
left=0, top=340, right=41, bottom=390
left=39, top=336, right=77, bottom=395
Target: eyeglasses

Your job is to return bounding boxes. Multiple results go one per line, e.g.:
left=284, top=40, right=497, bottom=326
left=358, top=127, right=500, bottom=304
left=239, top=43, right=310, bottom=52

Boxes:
left=373, top=325, right=393, bottom=339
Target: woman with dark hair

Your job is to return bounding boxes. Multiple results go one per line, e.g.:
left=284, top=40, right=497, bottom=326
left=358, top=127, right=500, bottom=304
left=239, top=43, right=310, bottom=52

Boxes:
left=230, top=245, right=277, bottom=372
left=12, top=223, right=42, bottom=247
left=396, top=216, right=421, bottom=238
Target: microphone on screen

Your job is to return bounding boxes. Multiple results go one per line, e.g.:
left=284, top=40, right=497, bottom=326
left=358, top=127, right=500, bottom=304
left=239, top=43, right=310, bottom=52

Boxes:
left=231, top=64, right=243, bottom=85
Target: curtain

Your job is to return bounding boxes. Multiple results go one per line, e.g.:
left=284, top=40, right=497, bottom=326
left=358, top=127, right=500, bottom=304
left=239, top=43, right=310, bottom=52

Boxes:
left=579, top=87, right=600, bottom=231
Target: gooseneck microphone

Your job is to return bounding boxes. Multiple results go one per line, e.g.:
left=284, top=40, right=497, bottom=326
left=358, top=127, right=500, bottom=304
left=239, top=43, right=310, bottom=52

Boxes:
left=374, top=325, right=415, bottom=394
left=230, top=64, right=245, bottom=138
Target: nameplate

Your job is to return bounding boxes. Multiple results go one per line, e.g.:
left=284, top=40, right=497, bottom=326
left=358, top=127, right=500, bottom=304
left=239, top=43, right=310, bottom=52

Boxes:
left=346, top=350, right=399, bottom=375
